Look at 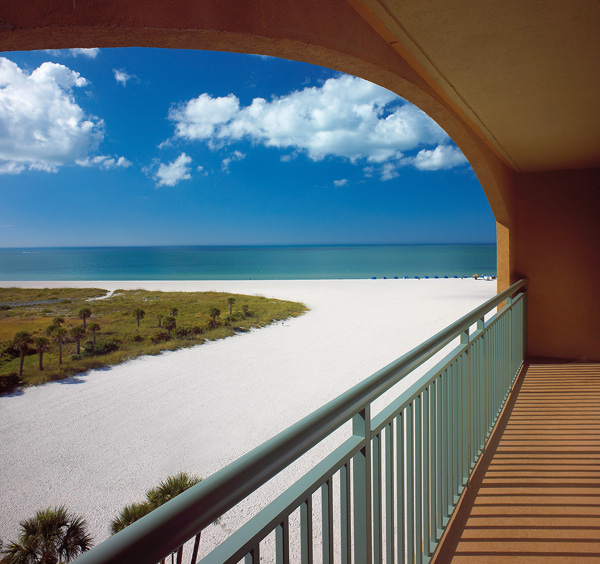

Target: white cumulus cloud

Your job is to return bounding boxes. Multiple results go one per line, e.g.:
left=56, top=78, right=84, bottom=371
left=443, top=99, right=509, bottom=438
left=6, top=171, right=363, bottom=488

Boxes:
left=113, top=69, right=133, bottom=86
left=77, top=155, right=132, bottom=170
left=333, top=179, right=349, bottom=187
left=45, top=48, right=100, bottom=59
left=167, top=74, right=466, bottom=179
left=412, top=145, right=467, bottom=171
left=154, top=153, right=193, bottom=187
left=221, top=150, right=246, bottom=172
left=0, top=58, right=106, bottom=174
left=380, top=162, right=400, bottom=181
left=0, top=162, right=25, bottom=174
left=170, top=93, right=240, bottom=142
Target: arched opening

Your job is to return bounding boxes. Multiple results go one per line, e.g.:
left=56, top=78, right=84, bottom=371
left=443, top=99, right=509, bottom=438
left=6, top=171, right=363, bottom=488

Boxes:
left=0, top=47, right=496, bottom=257
left=0, top=29, right=507, bottom=556
left=0, top=0, right=516, bottom=289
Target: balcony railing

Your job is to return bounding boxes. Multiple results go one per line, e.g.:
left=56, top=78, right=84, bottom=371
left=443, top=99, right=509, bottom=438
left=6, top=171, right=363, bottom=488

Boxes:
left=75, top=279, right=527, bottom=564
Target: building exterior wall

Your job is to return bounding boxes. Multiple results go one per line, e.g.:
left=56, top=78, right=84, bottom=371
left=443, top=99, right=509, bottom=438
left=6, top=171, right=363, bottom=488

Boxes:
left=513, top=169, right=600, bottom=361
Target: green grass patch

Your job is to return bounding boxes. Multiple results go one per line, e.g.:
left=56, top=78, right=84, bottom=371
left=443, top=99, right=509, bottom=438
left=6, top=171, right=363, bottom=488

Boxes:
left=0, top=287, right=308, bottom=395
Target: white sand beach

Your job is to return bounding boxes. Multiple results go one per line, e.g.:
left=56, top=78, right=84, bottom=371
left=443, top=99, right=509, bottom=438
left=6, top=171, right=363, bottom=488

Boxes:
left=0, top=279, right=496, bottom=553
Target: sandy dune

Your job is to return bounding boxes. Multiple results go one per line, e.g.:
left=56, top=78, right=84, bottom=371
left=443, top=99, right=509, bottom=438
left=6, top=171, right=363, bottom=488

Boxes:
left=0, top=279, right=495, bottom=551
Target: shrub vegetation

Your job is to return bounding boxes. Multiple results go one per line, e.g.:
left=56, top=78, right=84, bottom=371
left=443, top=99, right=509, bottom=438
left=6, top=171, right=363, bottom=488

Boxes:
left=0, top=288, right=307, bottom=394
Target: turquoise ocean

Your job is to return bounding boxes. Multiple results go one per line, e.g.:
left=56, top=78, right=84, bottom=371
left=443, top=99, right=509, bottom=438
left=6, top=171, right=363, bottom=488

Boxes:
left=0, top=245, right=496, bottom=281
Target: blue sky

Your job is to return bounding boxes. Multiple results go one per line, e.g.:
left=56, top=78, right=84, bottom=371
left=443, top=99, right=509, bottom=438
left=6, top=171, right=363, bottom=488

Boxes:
left=0, top=48, right=495, bottom=247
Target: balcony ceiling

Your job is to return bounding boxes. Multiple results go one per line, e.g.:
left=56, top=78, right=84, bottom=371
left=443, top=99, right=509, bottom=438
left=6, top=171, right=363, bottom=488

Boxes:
left=353, top=0, right=600, bottom=172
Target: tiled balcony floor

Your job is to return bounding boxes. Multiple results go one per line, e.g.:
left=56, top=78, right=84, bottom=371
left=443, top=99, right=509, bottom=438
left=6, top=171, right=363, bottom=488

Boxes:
left=434, top=361, right=600, bottom=564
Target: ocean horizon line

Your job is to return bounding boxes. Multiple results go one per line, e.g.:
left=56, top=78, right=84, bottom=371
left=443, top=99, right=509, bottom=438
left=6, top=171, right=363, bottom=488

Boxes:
left=0, top=242, right=496, bottom=250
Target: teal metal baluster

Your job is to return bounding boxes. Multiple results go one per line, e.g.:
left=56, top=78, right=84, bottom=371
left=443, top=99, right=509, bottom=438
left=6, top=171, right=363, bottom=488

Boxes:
left=321, top=480, right=333, bottom=564
left=430, top=380, right=438, bottom=553
left=437, top=374, right=444, bottom=538
left=487, top=325, right=491, bottom=427
left=340, top=463, right=351, bottom=564
left=422, top=387, right=430, bottom=559
left=415, top=395, right=422, bottom=564
left=397, top=412, right=405, bottom=564
left=448, top=362, right=455, bottom=512
left=460, top=351, right=466, bottom=490
left=504, top=307, right=509, bottom=396
left=453, top=359, right=459, bottom=503
left=385, top=423, right=395, bottom=564
left=190, top=532, right=201, bottom=564
left=461, top=330, right=469, bottom=490
left=353, top=407, right=372, bottom=564
left=406, top=404, right=414, bottom=563
left=275, top=520, right=289, bottom=564
left=479, top=330, right=485, bottom=455
left=442, top=369, right=449, bottom=524
left=474, top=335, right=480, bottom=462
left=300, top=497, right=313, bottom=564
left=472, top=338, right=477, bottom=467
left=244, top=545, right=259, bottom=564
left=508, top=299, right=513, bottom=376
left=494, top=322, right=500, bottom=419
left=373, top=433, right=382, bottom=564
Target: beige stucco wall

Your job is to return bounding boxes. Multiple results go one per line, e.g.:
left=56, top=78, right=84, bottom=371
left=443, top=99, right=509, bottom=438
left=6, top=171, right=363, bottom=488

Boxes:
left=513, top=169, right=600, bottom=361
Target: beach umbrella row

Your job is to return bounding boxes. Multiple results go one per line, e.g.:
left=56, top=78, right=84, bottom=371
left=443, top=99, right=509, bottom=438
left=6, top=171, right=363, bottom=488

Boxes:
left=370, top=274, right=496, bottom=280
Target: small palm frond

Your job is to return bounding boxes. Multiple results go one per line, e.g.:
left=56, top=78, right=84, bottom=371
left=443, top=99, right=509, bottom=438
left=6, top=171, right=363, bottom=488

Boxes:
left=110, top=502, right=153, bottom=535
left=146, top=472, right=201, bottom=508
left=57, top=514, right=93, bottom=562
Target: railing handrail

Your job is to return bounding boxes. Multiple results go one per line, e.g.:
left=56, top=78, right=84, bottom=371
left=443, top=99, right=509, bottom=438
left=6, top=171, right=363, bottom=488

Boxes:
left=75, top=278, right=527, bottom=564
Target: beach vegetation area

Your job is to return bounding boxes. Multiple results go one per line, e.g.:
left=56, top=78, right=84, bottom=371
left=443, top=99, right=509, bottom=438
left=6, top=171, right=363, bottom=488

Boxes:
left=0, top=287, right=307, bottom=395
left=0, top=471, right=201, bottom=563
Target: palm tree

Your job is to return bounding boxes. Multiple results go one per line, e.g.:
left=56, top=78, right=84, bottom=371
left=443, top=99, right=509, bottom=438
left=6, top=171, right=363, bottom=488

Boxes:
left=78, top=308, right=92, bottom=329
left=0, top=506, right=93, bottom=564
left=70, top=326, right=86, bottom=355
left=162, top=316, right=176, bottom=336
left=132, top=308, right=145, bottom=328
left=13, top=331, right=32, bottom=376
left=170, top=308, right=178, bottom=317
left=227, top=297, right=235, bottom=315
left=241, top=304, right=249, bottom=318
left=33, top=337, right=50, bottom=371
left=157, top=314, right=163, bottom=328
left=51, top=326, right=67, bottom=365
left=146, top=472, right=201, bottom=508
left=147, top=472, right=201, bottom=564
left=109, top=502, right=153, bottom=535
left=88, top=323, right=100, bottom=351
left=208, top=307, right=220, bottom=328
left=52, top=316, right=65, bottom=327
left=110, top=472, right=201, bottom=562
